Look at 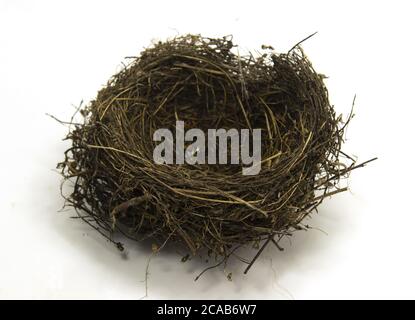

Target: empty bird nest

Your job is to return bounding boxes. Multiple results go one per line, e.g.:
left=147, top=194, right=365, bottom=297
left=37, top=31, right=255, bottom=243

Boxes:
left=57, top=34, right=374, bottom=276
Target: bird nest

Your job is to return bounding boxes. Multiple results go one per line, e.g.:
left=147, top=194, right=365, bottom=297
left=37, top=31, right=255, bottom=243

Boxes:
left=58, top=34, right=371, bottom=274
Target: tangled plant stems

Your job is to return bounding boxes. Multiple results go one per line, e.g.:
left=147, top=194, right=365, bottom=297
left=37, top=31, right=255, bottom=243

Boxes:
left=58, top=34, right=376, bottom=277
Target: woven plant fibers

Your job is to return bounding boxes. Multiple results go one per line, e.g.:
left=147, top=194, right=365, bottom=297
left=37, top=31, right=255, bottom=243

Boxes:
left=58, top=34, right=370, bottom=272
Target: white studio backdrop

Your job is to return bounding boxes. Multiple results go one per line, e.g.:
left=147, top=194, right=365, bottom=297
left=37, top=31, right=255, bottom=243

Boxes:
left=0, top=0, right=413, bottom=299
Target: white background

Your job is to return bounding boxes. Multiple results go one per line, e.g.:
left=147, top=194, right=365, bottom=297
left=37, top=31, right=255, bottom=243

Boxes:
left=0, top=0, right=413, bottom=299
